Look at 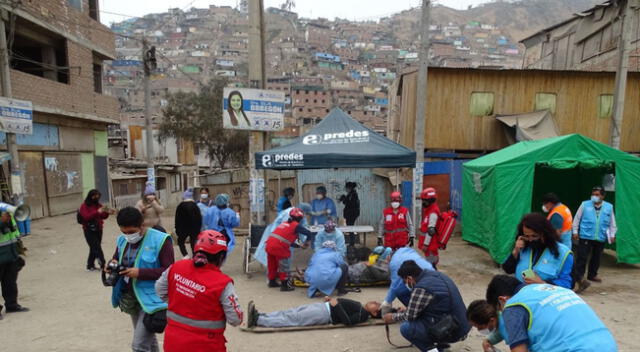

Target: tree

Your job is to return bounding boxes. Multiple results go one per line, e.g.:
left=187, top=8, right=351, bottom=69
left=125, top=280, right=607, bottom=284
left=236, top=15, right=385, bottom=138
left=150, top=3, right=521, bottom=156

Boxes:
left=158, top=79, right=248, bottom=170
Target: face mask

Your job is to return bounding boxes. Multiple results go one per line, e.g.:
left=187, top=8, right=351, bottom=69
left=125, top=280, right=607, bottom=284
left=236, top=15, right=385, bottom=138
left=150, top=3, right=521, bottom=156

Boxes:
left=405, top=282, right=414, bottom=291
left=123, top=232, right=143, bottom=244
left=478, top=328, right=492, bottom=336
left=528, top=240, right=544, bottom=250
left=541, top=205, right=549, bottom=213
left=316, top=194, right=324, bottom=200
left=591, top=195, right=601, bottom=203
left=391, top=202, right=401, bottom=209
left=201, top=194, right=209, bottom=200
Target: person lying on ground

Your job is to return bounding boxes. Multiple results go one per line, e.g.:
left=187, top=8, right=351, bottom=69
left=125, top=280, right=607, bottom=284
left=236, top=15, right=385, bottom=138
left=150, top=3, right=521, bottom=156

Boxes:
left=348, top=246, right=391, bottom=284
left=246, top=297, right=382, bottom=328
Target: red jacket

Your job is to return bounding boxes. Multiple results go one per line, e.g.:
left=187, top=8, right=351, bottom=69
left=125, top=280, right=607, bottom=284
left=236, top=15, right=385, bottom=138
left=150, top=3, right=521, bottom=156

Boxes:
left=382, top=207, right=410, bottom=249
left=265, top=220, right=300, bottom=259
left=164, top=259, right=233, bottom=352
left=79, top=202, right=109, bottom=231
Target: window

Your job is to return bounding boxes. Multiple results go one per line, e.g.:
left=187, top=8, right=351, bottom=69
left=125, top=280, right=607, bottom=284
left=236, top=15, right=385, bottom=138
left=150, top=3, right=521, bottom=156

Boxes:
left=298, top=108, right=303, bottom=112
left=326, top=109, right=329, bottom=113
left=119, top=183, right=128, bottom=195
left=469, top=92, right=495, bottom=116
left=307, top=108, right=311, bottom=112
left=305, top=90, right=309, bottom=94
left=321, top=99, right=325, bottom=103
left=89, top=0, right=99, bottom=21
left=534, top=93, right=557, bottom=114
left=598, top=94, right=614, bottom=119
left=305, top=99, right=309, bottom=102
left=93, top=53, right=103, bottom=94
left=11, top=18, right=70, bottom=84
left=313, top=99, right=317, bottom=103
left=582, top=32, right=603, bottom=61
left=157, top=178, right=167, bottom=191
left=68, top=0, right=82, bottom=10
left=314, top=91, right=318, bottom=95
left=295, top=90, right=300, bottom=94
left=171, top=174, right=181, bottom=192
left=135, top=182, right=142, bottom=193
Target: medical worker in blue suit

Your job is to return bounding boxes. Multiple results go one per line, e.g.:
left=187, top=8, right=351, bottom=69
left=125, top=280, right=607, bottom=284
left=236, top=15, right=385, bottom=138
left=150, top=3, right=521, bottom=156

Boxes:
left=486, top=275, right=617, bottom=352
left=313, top=220, right=346, bottom=257
left=254, top=203, right=312, bottom=266
left=380, top=247, right=434, bottom=313
left=304, top=241, right=348, bottom=297
left=205, top=194, right=240, bottom=254
left=310, top=186, right=337, bottom=225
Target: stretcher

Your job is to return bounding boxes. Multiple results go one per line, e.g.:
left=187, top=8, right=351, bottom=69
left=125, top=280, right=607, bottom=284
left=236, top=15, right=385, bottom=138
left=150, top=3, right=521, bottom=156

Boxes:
left=292, top=278, right=390, bottom=288
left=240, top=319, right=387, bottom=333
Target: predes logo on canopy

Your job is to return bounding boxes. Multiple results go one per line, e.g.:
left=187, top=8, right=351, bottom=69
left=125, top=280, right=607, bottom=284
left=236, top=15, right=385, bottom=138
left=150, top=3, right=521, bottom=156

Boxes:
left=261, top=153, right=304, bottom=168
left=302, top=129, right=370, bottom=145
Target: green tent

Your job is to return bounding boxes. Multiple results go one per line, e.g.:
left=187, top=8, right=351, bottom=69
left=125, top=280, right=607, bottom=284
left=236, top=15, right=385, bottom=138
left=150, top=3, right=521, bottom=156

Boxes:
left=462, top=134, right=640, bottom=264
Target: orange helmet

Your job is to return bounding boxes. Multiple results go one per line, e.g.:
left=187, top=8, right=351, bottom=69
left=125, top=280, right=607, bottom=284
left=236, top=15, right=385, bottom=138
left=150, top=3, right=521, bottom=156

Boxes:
left=390, top=191, right=402, bottom=201
left=194, top=230, right=228, bottom=255
left=420, top=187, right=437, bottom=200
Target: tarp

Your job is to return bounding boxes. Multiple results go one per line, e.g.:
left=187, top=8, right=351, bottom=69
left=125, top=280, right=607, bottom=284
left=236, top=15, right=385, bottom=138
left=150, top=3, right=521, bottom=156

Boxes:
left=255, top=108, right=416, bottom=169
left=496, top=110, right=559, bottom=143
left=462, top=134, right=640, bottom=264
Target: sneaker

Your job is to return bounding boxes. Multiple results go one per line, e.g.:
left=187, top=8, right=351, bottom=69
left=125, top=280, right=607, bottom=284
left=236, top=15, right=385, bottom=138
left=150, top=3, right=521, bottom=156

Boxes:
left=6, top=305, right=29, bottom=313
left=574, top=279, right=591, bottom=293
left=247, top=301, right=259, bottom=328
left=280, top=278, right=294, bottom=292
left=268, top=279, right=279, bottom=288
left=588, top=276, right=602, bottom=283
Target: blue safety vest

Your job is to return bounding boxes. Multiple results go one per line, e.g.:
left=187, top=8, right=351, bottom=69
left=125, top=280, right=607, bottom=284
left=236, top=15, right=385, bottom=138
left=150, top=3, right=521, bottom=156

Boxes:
left=578, top=200, right=613, bottom=242
left=112, top=228, right=170, bottom=314
left=505, top=284, right=617, bottom=352
left=515, top=244, right=571, bottom=284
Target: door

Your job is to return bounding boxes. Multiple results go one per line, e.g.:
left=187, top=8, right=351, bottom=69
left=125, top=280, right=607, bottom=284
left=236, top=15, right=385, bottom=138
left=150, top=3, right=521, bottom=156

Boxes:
left=20, top=152, right=48, bottom=219
left=44, top=152, right=83, bottom=216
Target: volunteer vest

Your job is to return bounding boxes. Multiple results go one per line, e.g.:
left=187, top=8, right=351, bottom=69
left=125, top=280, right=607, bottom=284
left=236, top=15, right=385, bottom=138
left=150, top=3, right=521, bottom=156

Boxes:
left=383, top=207, right=409, bottom=235
left=505, top=284, right=617, bottom=352
left=265, top=220, right=300, bottom=258
left=0, top=214, right=19, bottom=247
left=515, top=243, right=571, bottom=284
left=420, top=203, right=441, bottom=233
left=414, top=270, right=471, bottom=342
left=0, top=215, right=20, bottom=264
left=497, top=312, right=510, bottom=346
left=113, top=228, right=170, bottom=313
left=578, top=200, right=613, bottom=242
left=547, top=203, right=573, bottom=234
left=167, top=259, right=231, bottom=333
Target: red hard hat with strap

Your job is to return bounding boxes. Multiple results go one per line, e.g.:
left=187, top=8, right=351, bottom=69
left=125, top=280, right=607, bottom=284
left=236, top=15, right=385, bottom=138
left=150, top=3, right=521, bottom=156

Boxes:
left=421, top=187, right=437, bottom=200
left=390, top=191, right=402, bottom=201
left=194, top=230, right=228, bottom=255
left=289, top=207, right=304, bottom=219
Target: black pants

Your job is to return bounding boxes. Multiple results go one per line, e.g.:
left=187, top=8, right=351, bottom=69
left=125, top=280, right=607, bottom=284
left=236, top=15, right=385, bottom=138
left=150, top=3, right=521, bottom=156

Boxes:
left=83, top=229, right=106, bottom=269
left=574, top=239, right=606, bottom=280
left=177, top=231, right=199, bottom=256
left=345, top=216, right=359, bottom=246
left=336, top=263, right=349, bottom=292
left=0, top=259, right=20, bottom=310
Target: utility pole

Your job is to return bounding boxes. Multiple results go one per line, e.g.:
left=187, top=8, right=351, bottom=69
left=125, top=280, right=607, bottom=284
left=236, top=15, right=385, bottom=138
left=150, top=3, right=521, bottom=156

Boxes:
left=143, top=39, right=157, bottom=188
left=412, top=0, right=430, bottom=220
left=0, top=11, right=23, bottom=204
left=610, top=0, right=634, bottom=149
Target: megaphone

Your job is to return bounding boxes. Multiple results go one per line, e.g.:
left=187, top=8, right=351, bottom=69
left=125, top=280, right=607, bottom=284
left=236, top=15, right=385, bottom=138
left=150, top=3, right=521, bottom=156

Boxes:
left=0, top=202, right=31, bottom=221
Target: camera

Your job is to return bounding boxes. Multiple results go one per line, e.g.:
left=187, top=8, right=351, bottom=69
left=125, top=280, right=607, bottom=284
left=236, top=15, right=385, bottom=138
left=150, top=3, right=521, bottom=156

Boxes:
left=102, top=261, right=126, bottom=287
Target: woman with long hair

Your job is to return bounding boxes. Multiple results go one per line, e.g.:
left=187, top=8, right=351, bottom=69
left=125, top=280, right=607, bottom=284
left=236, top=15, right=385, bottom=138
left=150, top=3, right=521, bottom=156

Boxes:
left=135, top=184, right=166, bottom=232
left=501, top=213, right=573, bottom=288
left=78, top=189, right=115, bottom=271
left=226, top=90, right=251, bottom=128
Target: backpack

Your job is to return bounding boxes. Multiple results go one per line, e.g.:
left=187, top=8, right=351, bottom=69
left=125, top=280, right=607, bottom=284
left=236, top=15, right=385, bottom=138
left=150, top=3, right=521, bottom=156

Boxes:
left=76, top=209, right=83, bottom=224
left=436, top=210, right=458, bottom=250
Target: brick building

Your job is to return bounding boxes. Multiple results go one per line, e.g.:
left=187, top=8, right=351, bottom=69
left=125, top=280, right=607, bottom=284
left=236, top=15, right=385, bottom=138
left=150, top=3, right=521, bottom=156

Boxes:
left=1, top=0, right=119, bottom=218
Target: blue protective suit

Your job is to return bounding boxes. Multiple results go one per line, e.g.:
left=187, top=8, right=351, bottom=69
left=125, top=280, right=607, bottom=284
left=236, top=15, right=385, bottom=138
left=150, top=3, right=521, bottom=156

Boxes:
left=304, top=247, right=344, bottom=298
left=205, top=206, right=240, bottom=254
left=197, top=201, right=210, bottom=230
left=311, top=197, right=337, bottom=225
left=254, top=207, right=309, bottom=266
left=314, top=228, right=346, bottom=257
left=384, top=248, right=434, bottom=304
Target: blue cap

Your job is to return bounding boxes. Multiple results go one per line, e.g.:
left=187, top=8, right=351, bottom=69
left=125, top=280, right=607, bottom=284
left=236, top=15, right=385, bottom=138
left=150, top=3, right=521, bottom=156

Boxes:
left=215, top=193, right=230, bottom=206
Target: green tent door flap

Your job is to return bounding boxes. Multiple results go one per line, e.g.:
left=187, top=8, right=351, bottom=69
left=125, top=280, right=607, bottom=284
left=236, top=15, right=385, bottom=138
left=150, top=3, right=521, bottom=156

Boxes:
left=462, top=134, right=640, bottom=264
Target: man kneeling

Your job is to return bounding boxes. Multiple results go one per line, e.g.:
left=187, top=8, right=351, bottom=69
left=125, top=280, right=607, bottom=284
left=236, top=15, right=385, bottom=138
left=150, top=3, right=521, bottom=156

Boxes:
left=383, top=260, right=470, bottom=351
left=246, top=298, right=381, bottom=328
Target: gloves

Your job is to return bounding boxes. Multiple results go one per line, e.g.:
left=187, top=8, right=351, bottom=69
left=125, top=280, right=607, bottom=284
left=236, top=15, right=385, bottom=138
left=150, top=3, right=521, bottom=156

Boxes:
left=408, top=237, right=414, bottom=247
left=377, top=237, right=383, bottom=246
left=325, top=209, right=331, bottom=215
left=428, top=227, right=437, bottom=236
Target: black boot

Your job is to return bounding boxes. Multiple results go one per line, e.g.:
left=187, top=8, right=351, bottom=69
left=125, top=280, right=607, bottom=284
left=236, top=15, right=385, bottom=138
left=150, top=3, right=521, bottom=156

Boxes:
left=268, top=279, right=279, bottom=288
left=280, top=278, right=294, bottom=292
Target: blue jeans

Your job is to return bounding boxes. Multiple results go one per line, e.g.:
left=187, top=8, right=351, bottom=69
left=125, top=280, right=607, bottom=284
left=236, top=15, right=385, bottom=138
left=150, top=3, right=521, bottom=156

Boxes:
left=400, top=319, right=433, bottom=352
left=17, top=219, right=30, bottom=236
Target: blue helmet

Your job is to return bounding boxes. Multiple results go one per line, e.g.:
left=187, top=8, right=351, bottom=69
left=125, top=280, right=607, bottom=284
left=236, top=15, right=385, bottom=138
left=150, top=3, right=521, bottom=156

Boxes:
left=298, top=202, right=312, bottom=214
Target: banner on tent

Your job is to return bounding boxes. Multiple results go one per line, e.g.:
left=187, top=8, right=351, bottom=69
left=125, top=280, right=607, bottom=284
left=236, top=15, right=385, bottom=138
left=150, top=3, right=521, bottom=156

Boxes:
left=222, top=88, right=285, bottom=131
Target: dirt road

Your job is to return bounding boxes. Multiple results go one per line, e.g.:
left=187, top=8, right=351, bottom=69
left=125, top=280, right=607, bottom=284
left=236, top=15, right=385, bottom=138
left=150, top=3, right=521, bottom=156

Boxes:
left=2, top=213, right=638, bottom=351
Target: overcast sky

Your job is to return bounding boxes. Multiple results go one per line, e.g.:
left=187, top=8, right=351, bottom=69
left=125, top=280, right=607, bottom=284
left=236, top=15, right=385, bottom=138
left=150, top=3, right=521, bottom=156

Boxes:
left=99, top=0, right=491, bottom=25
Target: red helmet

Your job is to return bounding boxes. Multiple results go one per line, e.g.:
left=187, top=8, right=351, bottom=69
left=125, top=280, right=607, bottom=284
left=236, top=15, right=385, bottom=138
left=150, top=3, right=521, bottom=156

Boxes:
left=194, top=230, right=228, bottom=255
left=289, top=207, right=304, bottom=221
left=390, top=191, right=402, bottom=201
left=420, top=187, right=437, bottom=200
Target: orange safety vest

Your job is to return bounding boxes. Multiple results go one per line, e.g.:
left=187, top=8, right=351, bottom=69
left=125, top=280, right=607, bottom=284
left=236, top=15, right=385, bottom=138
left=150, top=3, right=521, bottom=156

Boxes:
left=548, top=203, right=573, bottom=233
